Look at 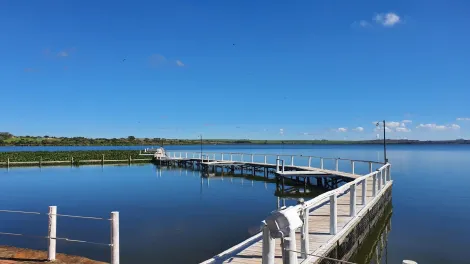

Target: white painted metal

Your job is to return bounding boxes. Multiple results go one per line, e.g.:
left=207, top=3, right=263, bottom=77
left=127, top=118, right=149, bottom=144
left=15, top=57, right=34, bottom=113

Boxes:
left=230, top=154, right=233, bottom=161
left=369, top=162, right=373, bottom=173
left=362, top=178, right=367, bottom=205
left=301, top=208, right=309, bottom=259
left=221, top=154, right=224, bottom=161
left=350, top=184, right=356, bottom=216
left=276, top=159, right=280, bottom=172
left=281, top=160, right=285, bottom=173
left=320, top=158, right=324, bottom=169
left=351, top=161, right=355, bottom=174
left=251, top=154, right=254, bottom=163
left=403, top=261, right=418, bottom=264
left=387, top=165, right=391, bottom=181
left=111, top=211, right=120, bottom=264
left=241, top=154, right=244, bottom=162
left=284, top=229, right=299, bottom=264
left=262, top=223, right=275, bottom=264
left=48, top=206, right=57, bottom=261
left=378, top=170, right=382, bottom=190
left=291, top=156, right=294, bottom=166
left=335, top=159, right=339, bottom=171
left=308, top=157, right=311, bottom=167
left=372, top=173, right=377, bottom=197
left=264, top=155, right=267, bottom=164
left=329, top=194, right=337, bottom=235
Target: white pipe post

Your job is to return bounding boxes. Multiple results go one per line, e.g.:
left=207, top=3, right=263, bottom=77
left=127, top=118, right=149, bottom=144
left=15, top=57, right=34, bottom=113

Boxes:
left=48, top=206, right=57, bottom=261
left=262, top=222, right=275, bottom=264
left=241, top=154, right=244, bottom=162
left=284, top=229, right=299, bottom=264
left=301, top=208, right=309, bottom=259
left=111, top=211, right=120, bottom=264
left=335, top=159, right=339, bottom=171
left=378, top=170, right=382, bottom=190
left=330, top=194, right=337, bottom=235
left=362, top=178, right=367, bottom=205
left=308, top=157, right=311, bottom=167
left=291, top=156, right=294, bottom=166
left=213, top=154, right=216, bottom=160
left=372, top=173, right=377, bottom=197
left=264, top=155, right=267, bottom=164
left=320, top=158, right=324, bottom=169
left=281, top=160, right=285, bottom=173
left=369, top=162, right=373, bottom=173
left=221, top=153, right=224, bottom=161
left=185, top=152, right=188, bottom=158
left=387, top=165, right=392, bottom=181
left=350, top=184, right=356, bottom=217
left=251, top=154, right=254, bottom=163
left=351, top=161, right=355, bottom=174
left=276, top=159, right=280, bottom=173
left=230, top=154, right=233, bottom=161
left=382, top=169, right=386, bottom=185
left=179, top=152, right=182, bottom=158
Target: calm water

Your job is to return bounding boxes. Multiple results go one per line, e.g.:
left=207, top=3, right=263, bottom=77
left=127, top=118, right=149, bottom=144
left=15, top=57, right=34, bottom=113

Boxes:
left=1, top=144, right=470, bottom=263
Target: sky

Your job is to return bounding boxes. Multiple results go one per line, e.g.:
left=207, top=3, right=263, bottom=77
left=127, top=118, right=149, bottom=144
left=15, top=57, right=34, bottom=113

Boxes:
left=1, top=0, right=469, bottom=140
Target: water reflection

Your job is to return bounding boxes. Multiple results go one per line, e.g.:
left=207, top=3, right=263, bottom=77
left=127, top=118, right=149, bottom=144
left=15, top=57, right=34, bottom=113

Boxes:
left=350, top=202, right=392, bottom=264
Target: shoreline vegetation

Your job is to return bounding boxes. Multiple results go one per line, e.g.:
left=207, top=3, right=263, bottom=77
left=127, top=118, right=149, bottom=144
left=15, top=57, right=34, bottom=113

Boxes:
left=1, top=132, right=469, bottom=146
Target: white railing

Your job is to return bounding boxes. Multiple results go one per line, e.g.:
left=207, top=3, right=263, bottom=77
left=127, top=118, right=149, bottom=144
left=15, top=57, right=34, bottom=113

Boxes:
left=0, top=206, right=119, bottom=264
left=261, top=162, right=392, bottom=264
left=164, top=151, right=384, bottom=173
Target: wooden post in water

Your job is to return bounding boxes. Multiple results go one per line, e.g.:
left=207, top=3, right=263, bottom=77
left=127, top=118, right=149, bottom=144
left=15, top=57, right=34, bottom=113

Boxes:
left=262, top=222, right=275, bottom=264
left=362, top=178, right=367, bottom=205
left=350, top=184, right=356, bottom=216
left=111, top=211, right=120, bottom=264
left=48, top=206, right=57, bottom=261
left=330, top=194, right=337, bottom=235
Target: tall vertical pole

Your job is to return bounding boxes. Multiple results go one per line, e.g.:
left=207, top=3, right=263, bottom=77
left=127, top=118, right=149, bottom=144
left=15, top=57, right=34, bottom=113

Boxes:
left=383, top=120, right=387, bottom=163
left=48, top=206, right=57, bottom=261
left=200, top=135, right=203, bottom=162
left=111, top=211, right=120, bottom=264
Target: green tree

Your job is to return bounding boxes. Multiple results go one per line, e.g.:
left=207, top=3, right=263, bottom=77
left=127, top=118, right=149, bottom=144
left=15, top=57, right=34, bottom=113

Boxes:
left=128, top=136, right=136, bottom=141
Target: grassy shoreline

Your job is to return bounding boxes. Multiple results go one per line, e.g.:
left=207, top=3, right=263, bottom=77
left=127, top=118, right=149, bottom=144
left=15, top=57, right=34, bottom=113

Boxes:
left=0, top=150, right=149, bottom=163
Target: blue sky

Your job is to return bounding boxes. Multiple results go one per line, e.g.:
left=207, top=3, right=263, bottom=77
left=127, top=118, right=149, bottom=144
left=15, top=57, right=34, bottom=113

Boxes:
left=1, top=0, right=469, bottom=140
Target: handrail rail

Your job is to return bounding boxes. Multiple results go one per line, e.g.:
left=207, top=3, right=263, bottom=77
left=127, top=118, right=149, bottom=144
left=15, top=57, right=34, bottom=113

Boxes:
left=164, top=151, right=385, bottom=165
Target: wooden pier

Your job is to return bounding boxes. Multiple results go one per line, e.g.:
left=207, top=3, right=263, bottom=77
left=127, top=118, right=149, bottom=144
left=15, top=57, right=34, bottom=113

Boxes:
left=145, top=149, right=392, bottom=264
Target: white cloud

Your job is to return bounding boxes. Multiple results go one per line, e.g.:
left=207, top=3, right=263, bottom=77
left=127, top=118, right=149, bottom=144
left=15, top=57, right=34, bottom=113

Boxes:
left=176, top=60, right=185, bottom=67
left=279, top=128, right=284, bottom=136
left=396, top=127, right=411, bottom=132
left=375, top=126, right=392, bottom=133
left=416, top=123, right=460, bottom=131
left=359, top=20, right=370, bottom=28
left=353, top=127, right=364, bottom=132
left=402, top=120, right=412, bottom=123
left=57, top=51, right=68, bottom=57
left=457, top=117, right=470, bottom=121
left=374, top=12, right=401, bottom=27
left=386, top=121, right=401, bottom=128
left=335, top=128, right=347, bottom=132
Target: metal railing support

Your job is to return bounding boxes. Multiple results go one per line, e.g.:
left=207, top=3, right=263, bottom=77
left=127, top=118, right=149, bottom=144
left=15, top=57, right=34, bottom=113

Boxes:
left=330, top=194, right=337, bottom=235
left=111, top=211, right=120, bottom=264
left=350, top=184, right=356, bottom=216
left=48, top=206, right=57, bottom=261
left=262, top=222, right=275, bottom=264
left=362, top=178, right=367, bottom=205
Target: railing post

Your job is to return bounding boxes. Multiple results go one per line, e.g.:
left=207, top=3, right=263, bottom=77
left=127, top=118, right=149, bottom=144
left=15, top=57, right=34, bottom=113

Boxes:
left=276, top=159, right=280, bottom=172
left=221, top=153, right=224, bottom=161
left=284, top=228, right=299, bottom=264
left=378, top=170, right=382, bottom=190
left=387, top=165, right=391, bottom=181
left=330, top=193, right=337, bottom=235
left=111, top=211, right=120, bottom=264
left=301, top=207, right=309, bottom=259
left=281, top=160, right=285, bottom=173
left=362, top=178, right=367, bottom=205
left=369, top=162, right=373, bottom=173
left=241, top=154, right=244, bottom=162
left=213, top=154, right=216, bottom=160
left=264, top=155, right=267, bottom=164
left=308, top=157, right=311, bottom=167
left=320, top=158, right=324, bottom=169
left=382, top=169, right=386, bottom=185
left=291, top=156, right=294, bottom=166
left=351, top=161, right=355, bottom=174
left=350, top=184, right=356, bottom=216
left=262, top=222, right=275, bottom=264
left=251, top=154, right=254, bottom=163
left=230, top=154, right=233, bottom=161
left=372, top=173, right=377, bottom=197
left=335, top=159, right=339, bottom=171
left=185, top=152, right=188, bottom=158
left=48, top=206, right=57, bottom=261
left=102, top=154, right=105, bottom=165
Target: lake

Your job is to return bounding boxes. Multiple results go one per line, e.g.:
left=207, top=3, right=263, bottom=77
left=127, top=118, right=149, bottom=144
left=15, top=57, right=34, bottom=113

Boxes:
left=1, top=144, right=470, bottom=263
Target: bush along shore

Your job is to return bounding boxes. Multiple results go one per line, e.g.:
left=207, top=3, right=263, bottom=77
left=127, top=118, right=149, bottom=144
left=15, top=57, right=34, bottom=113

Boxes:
left=0, top=150, right=153, bottom=167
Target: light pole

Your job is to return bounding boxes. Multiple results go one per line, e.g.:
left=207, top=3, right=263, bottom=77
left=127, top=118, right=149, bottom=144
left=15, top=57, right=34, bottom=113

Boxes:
left=200, top=134, right=203, bottom=160
left=376, top=120, right=388, bottom=163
